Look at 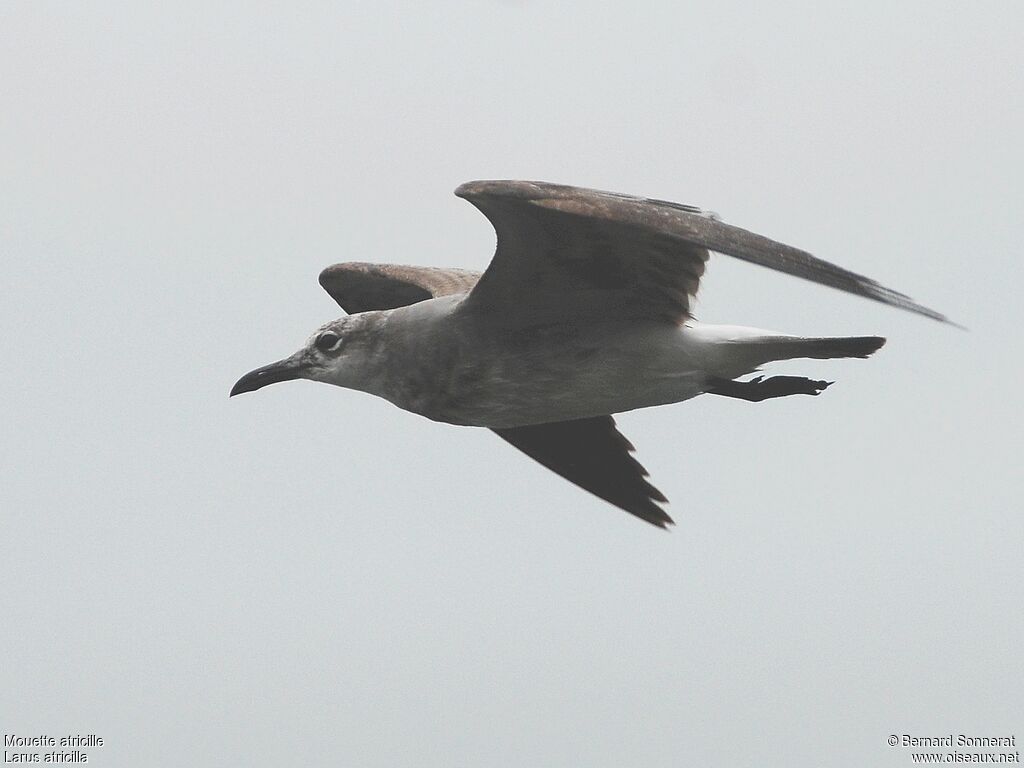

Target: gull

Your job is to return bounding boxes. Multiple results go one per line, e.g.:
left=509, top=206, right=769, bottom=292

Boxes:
left=231, top=180, right=953, bottom=528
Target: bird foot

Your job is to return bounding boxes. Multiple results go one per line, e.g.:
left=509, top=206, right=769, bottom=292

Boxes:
left=707, top=375, right=833, bottom=402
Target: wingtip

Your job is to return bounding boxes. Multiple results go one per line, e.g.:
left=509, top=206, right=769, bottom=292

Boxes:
left=869, top=292, right=963, bottom=329
left=881, top=291, right=960, bottom=328
left=643, top=507, right=675, bottom=530
left=317, top=265, right=334, bottom=289
left=453, top=181, right=481, bottom=199
left=317, top=261, right=359, bottom=289
left=915, top=307, right=967, bottom=331
left=455, top=180, right=564, bottom=202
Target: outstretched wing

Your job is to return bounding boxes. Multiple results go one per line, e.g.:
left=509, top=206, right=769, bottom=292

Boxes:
left=456, top=180, right=952, bottom=326
left=317, top=260, right=669, bottom=526
left=494, top=416, right=672, bottom=528
left=319, top=262, right=481, bottom=314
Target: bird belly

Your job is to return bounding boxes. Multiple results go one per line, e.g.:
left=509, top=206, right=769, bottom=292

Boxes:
left=401, top=323, right=715, bottom=429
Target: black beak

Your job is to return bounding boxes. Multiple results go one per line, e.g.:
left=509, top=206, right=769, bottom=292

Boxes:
left=230, top=354, right=308, bottom=397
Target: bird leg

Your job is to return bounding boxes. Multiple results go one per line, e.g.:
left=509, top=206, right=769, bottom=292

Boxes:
left=705, top=375, right=833, bottom=402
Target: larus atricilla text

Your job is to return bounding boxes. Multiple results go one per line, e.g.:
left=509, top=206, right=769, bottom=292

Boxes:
left=231, top=180, right=952, bottom=528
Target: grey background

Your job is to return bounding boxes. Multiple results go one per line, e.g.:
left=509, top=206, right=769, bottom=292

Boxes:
left=2, top=2, right=1021, bottom=766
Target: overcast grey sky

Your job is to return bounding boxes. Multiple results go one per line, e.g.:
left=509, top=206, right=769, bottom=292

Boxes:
left=2, top=2, right=1021, bottom=766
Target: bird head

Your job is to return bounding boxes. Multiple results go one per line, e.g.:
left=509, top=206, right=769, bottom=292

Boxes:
left=229, top=317, right=367, bottom=397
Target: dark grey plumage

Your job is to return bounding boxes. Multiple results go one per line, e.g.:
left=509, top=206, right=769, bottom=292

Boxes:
left=317, top=261, right=670, bottom=526
left=233, top=180, right=952, bottom=527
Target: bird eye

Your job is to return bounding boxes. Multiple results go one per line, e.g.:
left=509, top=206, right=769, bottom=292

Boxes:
left=315, top=332, right=340, bottom=352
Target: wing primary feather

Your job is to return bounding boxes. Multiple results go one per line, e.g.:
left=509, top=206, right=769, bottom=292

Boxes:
left=688, top=216, right=958, bottom=325
left=456, top=180, right=957, bottom=326
left=493, top=416, right=674, bottom=529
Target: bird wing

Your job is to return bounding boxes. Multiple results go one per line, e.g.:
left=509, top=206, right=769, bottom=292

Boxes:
left=494, top=416, right=672, bottom=528
left=456, top=179, right=951, bottom=325
left=319, top=262, right=481, bottom=314
left=318, top=260, right=667, bottom=526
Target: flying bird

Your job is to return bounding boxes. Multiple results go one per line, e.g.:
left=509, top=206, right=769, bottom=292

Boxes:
left=231, top=180, right=952, bottom=528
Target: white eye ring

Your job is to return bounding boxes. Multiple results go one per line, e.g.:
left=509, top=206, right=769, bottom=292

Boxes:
left=315, top=332, right=341, bottom=352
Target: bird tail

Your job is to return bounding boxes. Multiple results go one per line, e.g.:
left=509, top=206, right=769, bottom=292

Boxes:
left=761, top=335, right=886, bottom=361
left=687, top=324, right=886, bottom=378
left=717, top=334, right=886, bottom=377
